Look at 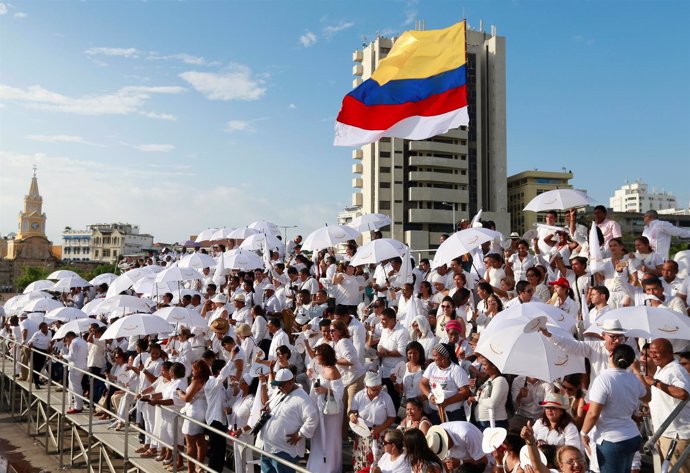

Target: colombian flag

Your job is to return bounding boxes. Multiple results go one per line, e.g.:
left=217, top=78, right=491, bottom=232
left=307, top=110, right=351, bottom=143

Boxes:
left=334, top=21, right=468, bottom=147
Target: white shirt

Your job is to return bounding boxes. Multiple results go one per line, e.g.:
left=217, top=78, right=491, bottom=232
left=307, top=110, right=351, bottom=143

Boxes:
left=87, top=337, right=106, bottom=369
left=64, top=337, right=88, bottom=369
left=588, top=367, right=645, bottom=444
left=508, top=253, right=536, bottom=282
left=27, top=330, right=52, bottom=350
left=267, top=329, right=290, bottom=360
left=511, top=376, right=552, bottom=420
left=351, top=389, right=396, bottom=427
left=422, top=362, right=469, bottom=413
left=334, top=338, right=364, bottom=386
left=378, top=323, right=410, bottom=378
left=442, top=421, right=486, bottom=462
left=643, top=219, right=690, bottom=260
left=377, top=453, right=410, bottom=473
left=259, top=386, right=318, bottom=458
left=533, top=418, right=582, bottom=450
left=649, top=360, right=690, bottom=439
left=204, top=361, right=236, bottom=425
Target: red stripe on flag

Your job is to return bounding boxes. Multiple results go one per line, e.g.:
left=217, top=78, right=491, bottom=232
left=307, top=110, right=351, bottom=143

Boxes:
left=336, top=85, right=467, bottom=131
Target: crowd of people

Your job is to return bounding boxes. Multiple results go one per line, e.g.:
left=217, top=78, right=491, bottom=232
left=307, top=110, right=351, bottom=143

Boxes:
left=1, top=207, right=690, bottom=473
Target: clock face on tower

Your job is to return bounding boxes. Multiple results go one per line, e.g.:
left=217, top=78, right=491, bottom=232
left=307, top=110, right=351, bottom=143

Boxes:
left=31, top=222, right=40, bottom=230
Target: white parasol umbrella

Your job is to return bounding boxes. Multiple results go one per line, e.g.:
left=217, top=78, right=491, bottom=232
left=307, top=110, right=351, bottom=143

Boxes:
left=82, top=298, right=106, bottom=316
left=194, top=228, right=218, bottom=244
left=106, top=267, right=155, bottom=297
left=52, top=318, right=105, bottom=340
left=44, top=307, right=88, bottom=323
left=432, top=227, right=502, bottom=269
left=5, top=291, right=51, bottom=315
left=496, top=301, right=577, bottom=334
left=90, top=273, right=118, bottom=286
left=131, top=274, right=177, bottom=298
left=47, top=269, right=80, bottom=280
left=26, top=312, right=45, bottom=323
left=476, top=320, right=584, bottom=382
left=302, top=224, right=361, bottom=252
left=349, top=238, right=408, bottom=267
left=23, top=280, right=56, bottom=294
left=154, top=307, right=207, bottom=329
left=239, top=232, right=282, bottom=253
left=523, top=189, right=593, bottom=212
left=210, top=227, right=237, bottom=242
left=98, top=295, right=155, bottom=314
left=587, top=306, right=690, bottom=340
left=227, top=227, right=259, bottom=240
left=154, top=266, right=204, bottom=284
left=223, top=248, right=265, bottom=271
left=22, top=297, right=64, bottom=313
left=52, top=275, right=92, bottom=292
left=178, top=252, right=217, bottom=270
left=101, top=313, right=174, bottom=340
left=247, top=220, right=281, bottom=237
left=347, top=213, right=391, bottom=232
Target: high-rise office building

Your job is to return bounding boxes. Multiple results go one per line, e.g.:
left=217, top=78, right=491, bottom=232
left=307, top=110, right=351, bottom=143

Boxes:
left=346, top=23, right=509, bottom=250
left=507, top=170, right=574, bottom=235
left=609, top=179, right=677, bottom=213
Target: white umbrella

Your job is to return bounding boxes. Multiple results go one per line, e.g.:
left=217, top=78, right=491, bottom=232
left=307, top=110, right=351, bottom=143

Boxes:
left=52, top=275, right=92, bottom=292
left=154, top=266, right=204, bottom=284
left=23, top=280, right=55, bottom=294
left=90, top=273, right=118, bottom=286
left=26, top=312, right=45, bottom=323
left=82, top=298, right=107, bottom=316
left=195, top=228, right=218, bottom=244
left=347, top=213, right=392, bottom=232
left=523, top=189, right=593, bottom=212
left=154, top=307, right=207, bottom=329
left=239, top=232, right=282, bottom=252
left=349, top=238, right=408, bottom=267
left=476, top=320, right=584, bottom=382
left=227, top=227, right=259, bottom=240
left=52, top=318, right=104, bottom=340
left=302, top=224, right=361, bottom=252
left=22, top=298, right=64, bottom=313
left=101, top=313, right=174, bottom=340
left=247, top=220, right=281, bottom=237
left=210, top=227, right=237, bottom=242
left=131, top=274, right=177, bottom=298
left=98, top=295, right=155, bottom=314
left=223, top=248, right=265, bottom=271
left=107, top=307, right=150, bottom=321
left=144, top=264, right=165, bottom=273
left=178, top=252, right=217, bottom=270
left=44, top=307, right=88, bottom=323
left=107, top=267, right=155, bottom=297
left=587, top=306, right=690, bottom=340
left=432, top=228, right=502, bottom=269
left=47, top=269, right=80, bottom=280
left=496, top=301, right=577, bottom=334
left=5, top=291, right=51, bottom=316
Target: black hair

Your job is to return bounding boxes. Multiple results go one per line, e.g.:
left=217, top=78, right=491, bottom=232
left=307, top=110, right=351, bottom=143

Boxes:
left=612, top=344, right=635, bottom=369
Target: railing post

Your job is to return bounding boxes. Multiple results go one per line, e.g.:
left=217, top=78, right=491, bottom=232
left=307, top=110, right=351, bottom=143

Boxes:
left=1, top=337, right=6, bottom=411
left=27, top=348, right=33, bottom=434
left=123, top=394, right=130, bottom=467
left=670, top=443, right=690, bottom=473
left=58, top=363, right=67, bottom=469
left=11, top=343, right=17, bottom=418
left=45, top=359, right=52, bottom=454
left=172, top=414, right=179, bottom=473
left=86, top=375, right=94, bottom=472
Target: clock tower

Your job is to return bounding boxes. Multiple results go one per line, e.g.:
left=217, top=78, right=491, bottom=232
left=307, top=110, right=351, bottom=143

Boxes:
left=16, top=165, right=47, bottom=240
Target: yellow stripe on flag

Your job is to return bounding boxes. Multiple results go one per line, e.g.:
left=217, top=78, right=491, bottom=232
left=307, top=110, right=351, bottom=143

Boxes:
left=371, top=21, right=466, bottom=86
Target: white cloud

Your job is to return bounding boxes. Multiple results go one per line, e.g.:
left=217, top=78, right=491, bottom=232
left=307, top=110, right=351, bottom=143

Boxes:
left=299, top=31, right=317, bottom=47
left=179, top=64, right=266, bottom=101
left=148, top=53, right=206, bottom=65
left=134, top=144, right=175, bottom=153
left=139, top=111, right=176, bottom=121
left=14, top=12, right=27, bottom=19
left=85, top=47, right=140, bottom=58
left=288, top=103, right=297, bottom=109
left=226, top=120, right=254, bottom=133
left=572, top=34, right=595, bottom=47
left=0, top=3, right=7, bottom=15
left=323, top=21, right=354, bottom=38
left=26, top=134, right=101, bottom=146
left=0, top=84, right=185, bottom=115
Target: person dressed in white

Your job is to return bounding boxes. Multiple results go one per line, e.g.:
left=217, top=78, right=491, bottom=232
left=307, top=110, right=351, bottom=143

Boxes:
left=307, top=344, right=344, bottom=473
left=643, top=209, right=690, bottom=260
left=531, top=392, right=582, bottom=451
left=62, top=331, right=88, bottom=413
left=419, top=343, right=470, bottom=424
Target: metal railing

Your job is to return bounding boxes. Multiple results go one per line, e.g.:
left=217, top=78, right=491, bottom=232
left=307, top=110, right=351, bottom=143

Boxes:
left=0, top=332, right=310, bottom=473
left=643, top=396, right=690, bottom=473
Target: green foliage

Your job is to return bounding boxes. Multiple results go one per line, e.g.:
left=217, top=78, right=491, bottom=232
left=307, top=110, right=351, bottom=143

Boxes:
left=15, top=266, right=50, bottom=291
left=81, top=264, right=118, bottom=281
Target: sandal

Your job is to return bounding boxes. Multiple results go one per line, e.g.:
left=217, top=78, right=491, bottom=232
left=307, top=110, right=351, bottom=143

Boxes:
left=135, top=446, right=148, bottom=454
left=162, top=458, right=173, bottom=466
left=155, top=454, right=166, bottom=462
left=141, top=450, right=156, bottom=458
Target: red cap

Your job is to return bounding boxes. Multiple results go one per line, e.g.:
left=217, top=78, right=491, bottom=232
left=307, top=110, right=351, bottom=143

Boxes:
left=548, top=277, right=570, bottom=289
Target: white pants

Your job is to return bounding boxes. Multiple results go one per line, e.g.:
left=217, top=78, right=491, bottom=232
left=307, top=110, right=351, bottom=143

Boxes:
left=68, top=370, right=84, bottom=410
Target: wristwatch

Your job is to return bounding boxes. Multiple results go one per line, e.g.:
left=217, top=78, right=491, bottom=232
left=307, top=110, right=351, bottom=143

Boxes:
left=652, top=379, right=661, bottom=388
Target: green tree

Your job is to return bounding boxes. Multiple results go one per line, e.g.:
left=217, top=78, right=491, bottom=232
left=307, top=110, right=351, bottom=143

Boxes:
left=15, top=266, right=50, bottom=292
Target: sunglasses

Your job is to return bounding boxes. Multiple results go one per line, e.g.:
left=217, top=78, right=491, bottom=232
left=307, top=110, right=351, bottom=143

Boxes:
left=383, top=440, right=394, bottom=445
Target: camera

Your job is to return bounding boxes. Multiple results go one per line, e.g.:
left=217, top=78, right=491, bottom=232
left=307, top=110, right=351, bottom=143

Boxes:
left=250, top=411, right=272, bottom=436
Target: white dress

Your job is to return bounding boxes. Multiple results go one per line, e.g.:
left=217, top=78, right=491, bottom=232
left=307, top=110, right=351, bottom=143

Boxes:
left=151, top=377, right=169, bottom=449
left=160, top=378, right=187, bottom=447
left=306, top=376, right=345, bottom=473
left=181, top=387, right=207, bottom=436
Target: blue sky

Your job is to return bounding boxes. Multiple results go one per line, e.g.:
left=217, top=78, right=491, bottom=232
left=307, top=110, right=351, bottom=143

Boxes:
left=1, top=0, right=688, bottom=244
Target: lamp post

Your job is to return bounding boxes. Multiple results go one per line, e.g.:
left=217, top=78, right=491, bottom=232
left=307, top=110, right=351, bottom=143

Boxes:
left=441, top=202, right=457, bottom=233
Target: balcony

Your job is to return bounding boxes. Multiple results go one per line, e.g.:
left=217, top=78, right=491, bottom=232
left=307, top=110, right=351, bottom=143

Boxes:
left=353, top=50, right=363, bottom=62
left=408, top=140, right=463, bottom=154
left=352, top=163, right=363, bottom=174
left=352, top=149, right=363, bottom=160
left=352, top=64, right=363, bottom=76
left=352, top=192, right=363, bottom=206
left=408, top=187, right=468, bottom=203
left=409, top=155, right=465, bottom=169
left=352, top=178, right=363, bottom=188
left=408, top=171, right=469, bottom=185
left=352, top=78, right=363, bottom=88
left=408, top=208, right=454, bottom=224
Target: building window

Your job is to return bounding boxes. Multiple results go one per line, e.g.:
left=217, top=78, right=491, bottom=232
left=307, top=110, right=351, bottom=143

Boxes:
left=379, top=201, right=391, bottom=210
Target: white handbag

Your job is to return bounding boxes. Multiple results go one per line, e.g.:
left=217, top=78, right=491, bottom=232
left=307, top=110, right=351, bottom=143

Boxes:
left=323, top=387, right=340, bottom=415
